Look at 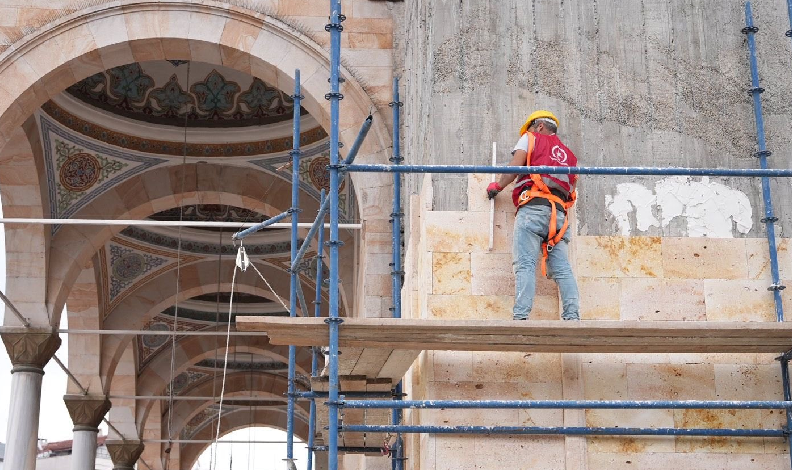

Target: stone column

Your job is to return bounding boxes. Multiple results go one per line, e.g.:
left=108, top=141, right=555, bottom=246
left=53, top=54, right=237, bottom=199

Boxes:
left=1, top=332, right=61, bottom=470
left=64, top=395, right=111, bottom=470
left=105, top=440, right=145, bottom=470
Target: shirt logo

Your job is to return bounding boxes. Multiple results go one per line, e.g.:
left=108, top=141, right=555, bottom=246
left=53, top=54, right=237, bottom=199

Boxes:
left=550, top=145, right=569, bottom=165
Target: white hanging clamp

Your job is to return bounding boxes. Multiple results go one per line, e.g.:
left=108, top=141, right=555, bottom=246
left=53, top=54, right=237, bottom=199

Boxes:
left=235, top=245, right=250, bottom=272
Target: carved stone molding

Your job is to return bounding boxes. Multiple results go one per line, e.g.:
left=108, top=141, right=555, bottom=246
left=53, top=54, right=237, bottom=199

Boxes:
left=64, top=395, right=111, bottom=430
left=105, top=440, right=145, bottom=469
left=1, top=332, right=61, bottom=371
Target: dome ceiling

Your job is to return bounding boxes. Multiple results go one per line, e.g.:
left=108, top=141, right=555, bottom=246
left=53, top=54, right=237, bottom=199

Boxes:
left=66, top=60, right=304, bottom=128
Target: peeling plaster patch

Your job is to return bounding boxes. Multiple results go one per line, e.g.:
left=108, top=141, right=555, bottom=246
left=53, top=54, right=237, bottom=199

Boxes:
left=606, top=177, right=753, bottom=238
left=605, top=183, right=659, bottom=236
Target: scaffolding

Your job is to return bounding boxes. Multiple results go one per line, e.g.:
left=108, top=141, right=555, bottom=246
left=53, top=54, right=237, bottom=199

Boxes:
left=0, top=1, right=790, bottom=469
left=233, top=1, right=792, bottom=470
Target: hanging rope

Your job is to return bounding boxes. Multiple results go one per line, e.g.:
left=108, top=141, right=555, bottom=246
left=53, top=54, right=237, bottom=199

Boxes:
left=164, top=59, right=192, bottom=469
left=211, top=250, right=241, bottom=470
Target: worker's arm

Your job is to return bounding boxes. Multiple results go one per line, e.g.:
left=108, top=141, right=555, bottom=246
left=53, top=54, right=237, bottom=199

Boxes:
left=497, top=149, right=528, bottom=188
left=487, top=149, right=528, bottom=199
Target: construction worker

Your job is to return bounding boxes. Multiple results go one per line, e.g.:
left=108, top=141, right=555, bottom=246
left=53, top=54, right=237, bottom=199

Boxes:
left=486, top=110, right=580, bottom=321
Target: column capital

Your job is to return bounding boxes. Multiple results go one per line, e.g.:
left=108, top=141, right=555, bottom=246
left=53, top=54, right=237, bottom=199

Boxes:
left=64, top=394, right=111, bottom=431
left=1, top=331, right=60, bottom=372
left=105, top=440, right=145, bottom=470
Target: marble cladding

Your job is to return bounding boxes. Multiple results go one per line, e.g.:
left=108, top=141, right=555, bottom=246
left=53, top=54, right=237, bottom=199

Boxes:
left=400, top=174, right=791, bottom=470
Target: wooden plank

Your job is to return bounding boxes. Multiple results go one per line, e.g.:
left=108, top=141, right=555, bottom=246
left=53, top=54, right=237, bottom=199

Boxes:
left=236, top=317, right=792, bottom=353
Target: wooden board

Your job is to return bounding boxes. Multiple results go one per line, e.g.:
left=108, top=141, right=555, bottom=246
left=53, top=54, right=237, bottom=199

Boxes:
left=236, top=317, right=792, bottom=353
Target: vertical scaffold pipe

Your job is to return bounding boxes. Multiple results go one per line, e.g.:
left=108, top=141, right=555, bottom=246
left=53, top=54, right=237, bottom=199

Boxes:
left=326, top=2, right=345, bottom=470
left=287, top=69, right=303, bottom=465
left=306, top=189, right=325, bottom=470
left=744, top=3, right=785, bottom=322
left=744, top=3, right=791, bottom=464
left=390, top=76, right=403, bottom=318
left=389, top=77, right=405, bottom=470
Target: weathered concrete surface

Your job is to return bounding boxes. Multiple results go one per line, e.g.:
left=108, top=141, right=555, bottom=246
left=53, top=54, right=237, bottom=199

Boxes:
left=401, top=0, right=792, bottom=237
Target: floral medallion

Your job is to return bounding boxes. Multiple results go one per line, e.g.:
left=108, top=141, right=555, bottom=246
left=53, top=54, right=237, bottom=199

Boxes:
left=111, top=252, right=146, bottom=282
left=59, top=152, right=101, bottom=192
left=308, top=156, right=346, bottom=192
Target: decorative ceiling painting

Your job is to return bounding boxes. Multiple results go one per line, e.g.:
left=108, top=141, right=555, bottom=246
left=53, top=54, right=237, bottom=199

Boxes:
left=252, top=144, right=357, bottom=222
left=137, top=314, right=209, bottom=372
left=66, top=61, right=302, bottom=128
left=41, top=101, right=327, bottom=158
left=39, top=112, right=167, bottom=230
left=97, top=236, right=202, bottom=316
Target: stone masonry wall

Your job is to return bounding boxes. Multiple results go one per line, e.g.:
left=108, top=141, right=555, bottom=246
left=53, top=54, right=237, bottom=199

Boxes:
left=401, top=174, right=792, bottom=470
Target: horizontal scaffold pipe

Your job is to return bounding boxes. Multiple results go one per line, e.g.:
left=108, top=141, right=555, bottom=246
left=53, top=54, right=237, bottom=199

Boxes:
left=341, top=424, right=786, bottom=437
left=0, top=327, right=269, bottom=337
left=109, top=395, right=289, bottom=401
left=344, top=164, right=792, bottom=178
left=340, top=399, right=792, bottom=410
left=293, top=391, right=394, bottom=399
left=312, top=446, right=383, bottom=453
left=0, top=218, right=362, bottom=230
left=233, top=210, right=291, bottom=240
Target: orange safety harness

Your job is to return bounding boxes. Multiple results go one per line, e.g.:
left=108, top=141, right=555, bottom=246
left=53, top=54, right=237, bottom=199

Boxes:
left=516, top=175, right=577, bottom=277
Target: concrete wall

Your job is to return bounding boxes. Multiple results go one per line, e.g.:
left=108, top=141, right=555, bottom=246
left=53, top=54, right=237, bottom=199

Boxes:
left=401, top=0, right=792, bottom=236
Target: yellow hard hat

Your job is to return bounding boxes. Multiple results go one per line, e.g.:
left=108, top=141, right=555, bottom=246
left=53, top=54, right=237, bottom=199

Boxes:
left=519, top=110, right=560, bottom=135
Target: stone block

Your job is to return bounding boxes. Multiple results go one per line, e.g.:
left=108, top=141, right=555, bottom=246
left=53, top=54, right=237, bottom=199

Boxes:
left=432, top=252, right=471, bottom=295
left=587, top=452, right=788, bottom=470
left=582, top=363, right=627, bottom=399
left=714, top=364, right=782, bottom=400
left=620, top=279, right=706, bottom=321
left=586, top=409, right=675, bottom=453
left=348, top=32, right=393, bottom=49
left=425, top=211, right=489, bottom=252
left=673, top=408, right=778, bottom=453
left=662, top=237, right=748, bottom=279
left=626, top=363, right=715, bottom=400
left=575, top=236, right=663, bottom=278
left=704, top=280, right=776, bottom=322
left=470, top=253, right=514, bottom=295
left=747, top=238, right=792, bottom=280
left=434, top=436, right=475, bottom=470
left=467, top=172, right=518, bottom=213
left=517, top=381, right=564, bottom=427
left=427, top=294, right=512, bottom=320
left=471, top=351, right=562, bottom=384
left=431, top=351, right=473, bottom=383
left=578, top=277, right=621, bottom=320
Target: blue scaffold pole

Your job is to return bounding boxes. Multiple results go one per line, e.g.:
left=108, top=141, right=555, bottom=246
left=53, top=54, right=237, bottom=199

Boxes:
left=326, top=1, right=345, bottom=470
left=743, top=4, right=790, bottom=465
left=344, top=163, right=792, bottom=178
left=306, top=192, right=325, bottom=470
left=389, top=76, right=404, bottom=470
left=340, top=399, right=792, bottom=410
left=231, top=210, right=290, bottom=240
left=286, top=69, right=303, bottom=466
left=341, top=424, right=785, bottom=438
left=744, top=2, right=785, bottom=320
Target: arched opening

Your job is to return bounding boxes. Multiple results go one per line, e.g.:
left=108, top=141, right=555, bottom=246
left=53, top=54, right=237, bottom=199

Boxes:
left=189, top=427, right=310, bottom=470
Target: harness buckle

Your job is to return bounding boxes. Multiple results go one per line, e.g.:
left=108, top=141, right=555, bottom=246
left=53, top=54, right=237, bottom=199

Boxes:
left=546, top=244, right=554, bottom=253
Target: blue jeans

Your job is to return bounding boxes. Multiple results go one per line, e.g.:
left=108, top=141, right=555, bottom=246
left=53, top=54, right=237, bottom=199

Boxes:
left=512, top=204, right=580, bottom=320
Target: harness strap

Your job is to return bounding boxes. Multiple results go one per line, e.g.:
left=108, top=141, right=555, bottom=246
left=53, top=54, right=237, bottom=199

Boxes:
left=516, top=173, right=576, bottom=276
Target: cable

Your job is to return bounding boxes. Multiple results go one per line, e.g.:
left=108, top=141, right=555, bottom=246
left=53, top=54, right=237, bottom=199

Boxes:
left=211, top=260, right=239, bottom=470
left=249, top=261, right=289, bottom=311
left=165, top=59, right=193, bottom=464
